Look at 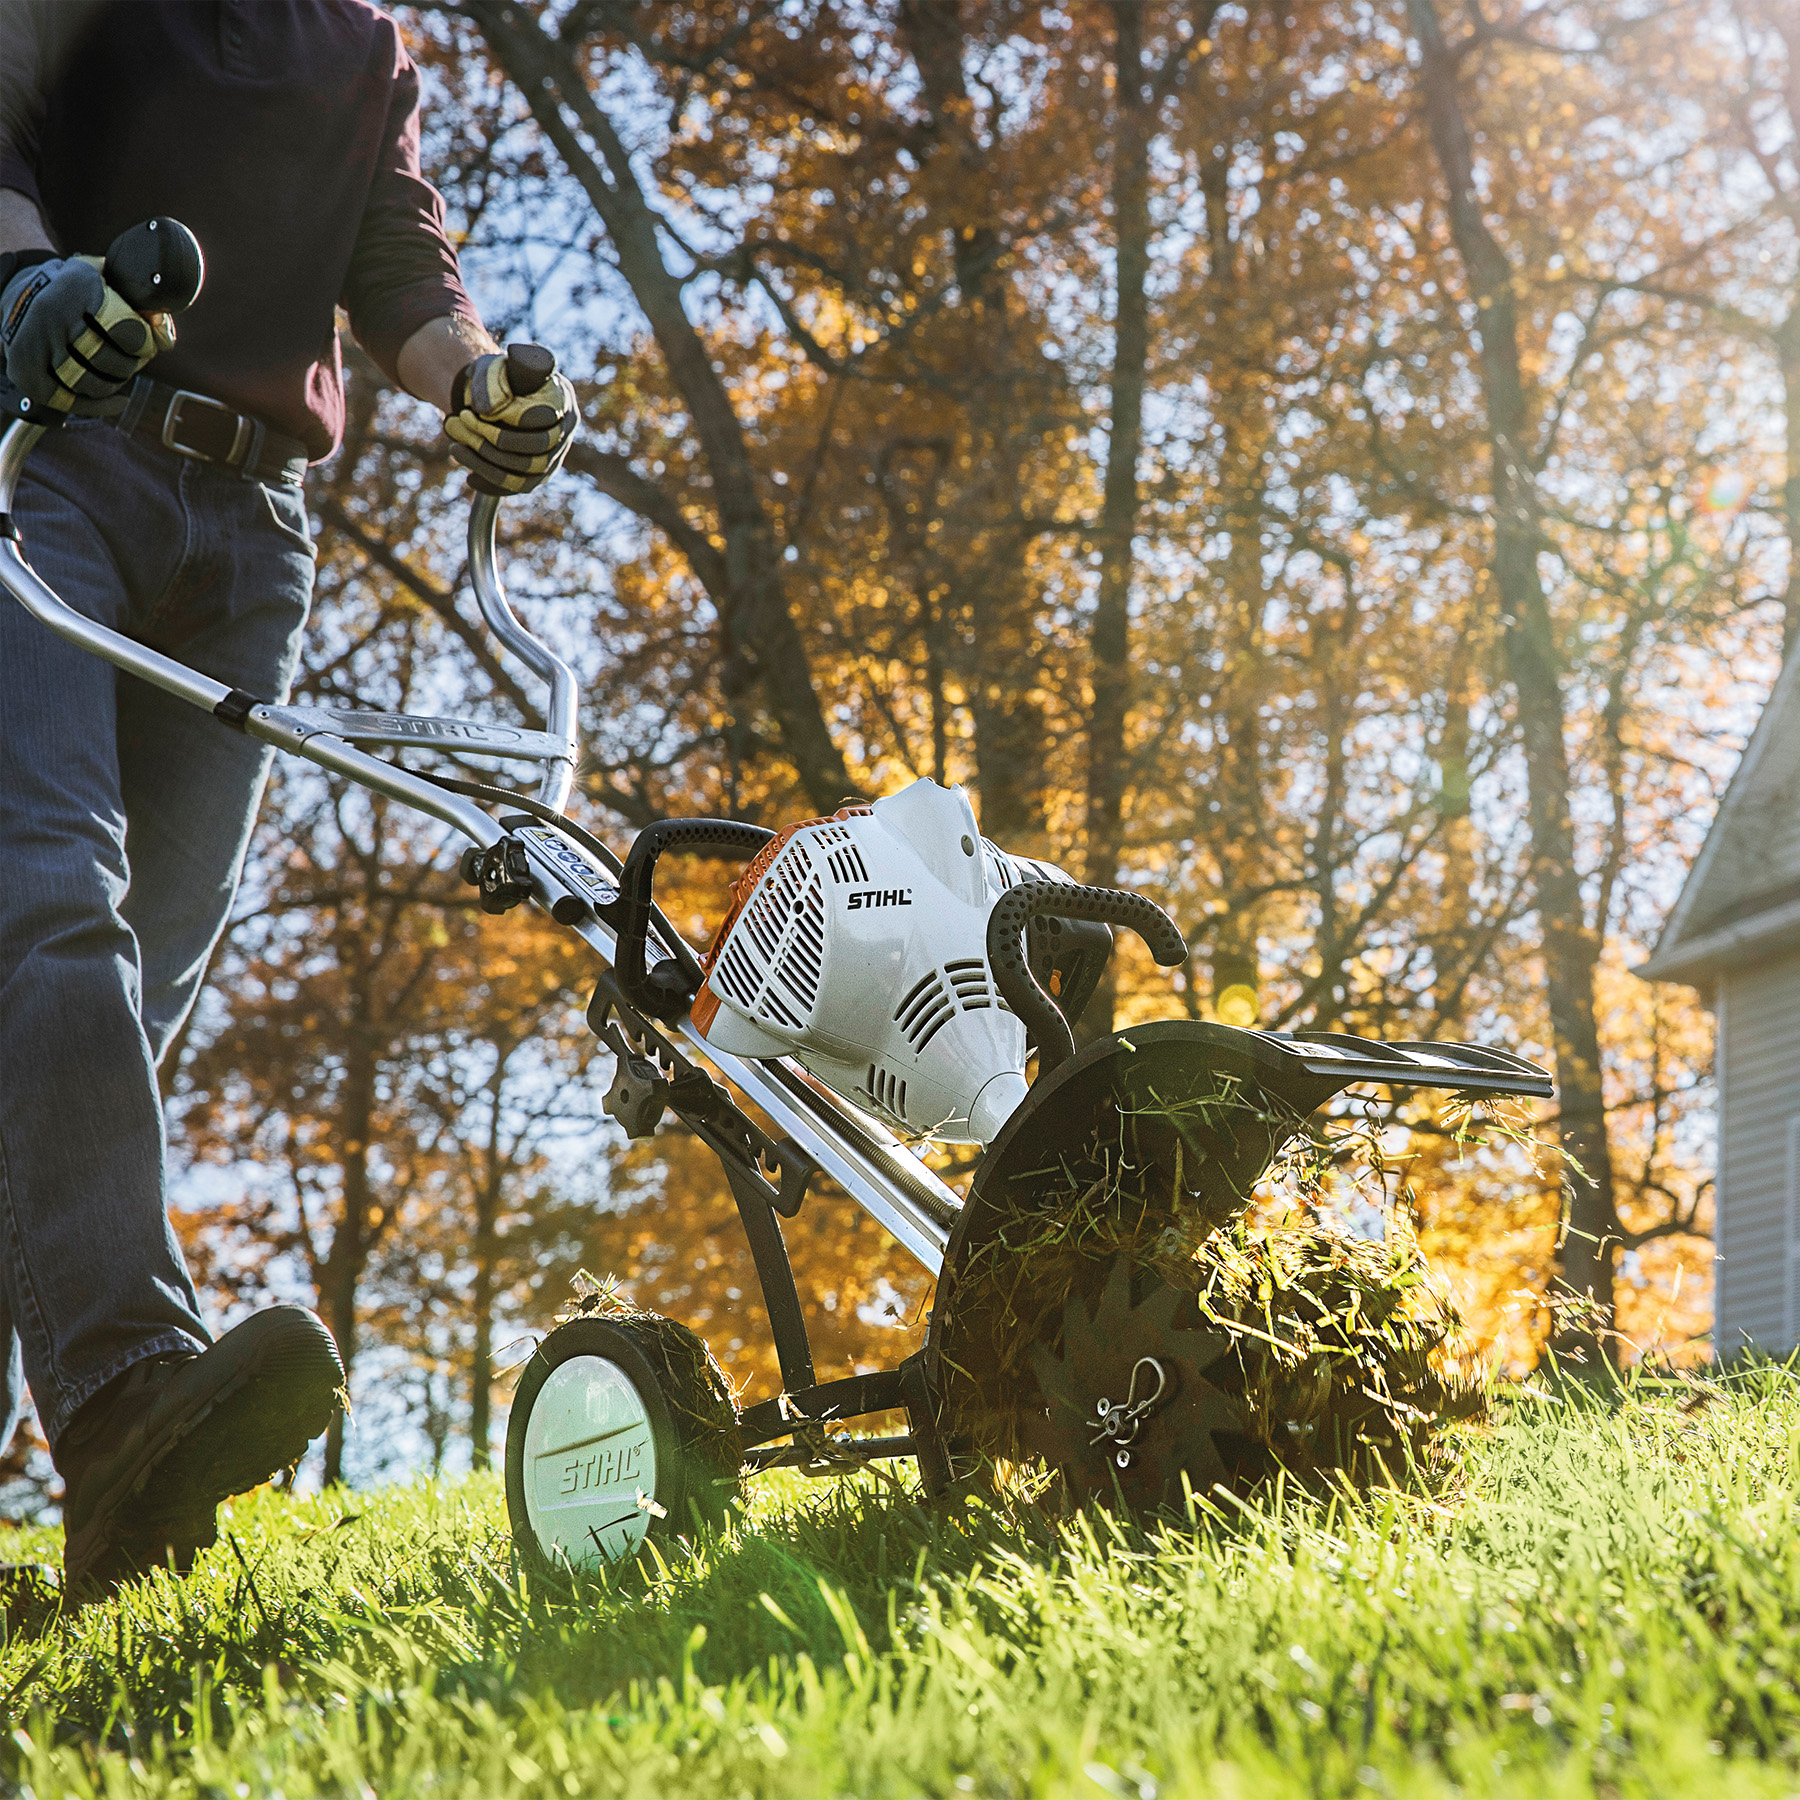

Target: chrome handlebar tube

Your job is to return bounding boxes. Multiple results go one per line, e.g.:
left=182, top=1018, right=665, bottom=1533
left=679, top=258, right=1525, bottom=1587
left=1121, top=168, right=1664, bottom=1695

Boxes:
left=0, top=423, right=579, bottom=831
left=465, top=488, right=578, bottom=811
left=0, top=422, right=237, bottom=715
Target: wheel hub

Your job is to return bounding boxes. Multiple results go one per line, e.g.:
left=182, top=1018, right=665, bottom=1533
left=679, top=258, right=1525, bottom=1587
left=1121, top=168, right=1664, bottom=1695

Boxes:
left=519, top=1354, right=661, bottom=1569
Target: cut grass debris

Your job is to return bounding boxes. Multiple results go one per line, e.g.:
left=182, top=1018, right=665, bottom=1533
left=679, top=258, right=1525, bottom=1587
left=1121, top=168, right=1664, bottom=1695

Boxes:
left=2, top=1360, right=1797, bottom=1799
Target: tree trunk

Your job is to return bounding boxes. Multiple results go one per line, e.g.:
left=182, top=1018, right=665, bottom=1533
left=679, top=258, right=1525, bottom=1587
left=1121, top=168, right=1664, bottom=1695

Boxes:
left=1408, top=0, right=1620, bottom=1363
left=1778, top=311, right=1800, bottom=663
left=1194, top=107, right=1271, bottom=1029
left=964, top=524, right=1052, bottom=847
left=899, top=0, right=1055, bottom=847
left=1309, top=581, right=1354, bottom=1028
left=318, top=1017, right=377, bottom=1487
left=1084, top=2, right=1153, bottom=925
left=469, top=1077, right=503, bottom=1473
left=1431, top=654, right=1478, bottom=1023
left=1207, top=422, right=1272, bottom=1027
left=1771, top=8, right=1800, bottom=662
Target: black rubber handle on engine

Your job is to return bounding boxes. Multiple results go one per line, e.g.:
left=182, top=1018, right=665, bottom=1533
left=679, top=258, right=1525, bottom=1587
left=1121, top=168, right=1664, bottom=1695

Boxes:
left=103, top=218, right=205, bottom=314
left=504, top=342, right=556, bottom=394
left=987, top=882, right=1187, bottom=1077
left=614, top=818, right=775, bottom=1022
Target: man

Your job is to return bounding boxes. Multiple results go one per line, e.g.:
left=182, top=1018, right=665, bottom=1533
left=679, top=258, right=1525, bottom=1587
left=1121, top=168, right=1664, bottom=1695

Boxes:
left=0, top=0, right=577, bottom=1599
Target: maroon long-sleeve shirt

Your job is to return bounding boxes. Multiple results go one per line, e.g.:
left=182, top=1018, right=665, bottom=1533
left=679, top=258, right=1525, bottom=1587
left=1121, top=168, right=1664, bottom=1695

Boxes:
left=0, top=0, right=480, bottom=460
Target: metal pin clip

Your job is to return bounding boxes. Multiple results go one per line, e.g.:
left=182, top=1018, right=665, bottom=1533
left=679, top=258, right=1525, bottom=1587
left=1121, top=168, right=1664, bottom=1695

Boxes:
left=1090, top=1356, right=1172, bottom=1469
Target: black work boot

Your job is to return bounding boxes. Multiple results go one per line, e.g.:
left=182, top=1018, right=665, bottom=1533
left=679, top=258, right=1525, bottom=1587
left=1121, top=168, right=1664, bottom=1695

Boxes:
left=57, top=1307, right=345, bottom=1603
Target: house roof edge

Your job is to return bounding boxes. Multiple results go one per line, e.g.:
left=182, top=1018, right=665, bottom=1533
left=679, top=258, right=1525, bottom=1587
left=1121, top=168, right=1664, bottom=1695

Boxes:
left=1636, top=892, right=1800, bottom=985
left=1643, top=650, right=1800, bottom=972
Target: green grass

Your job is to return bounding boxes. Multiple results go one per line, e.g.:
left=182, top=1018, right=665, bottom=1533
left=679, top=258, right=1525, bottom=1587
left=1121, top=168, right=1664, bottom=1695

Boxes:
left=3, top=1364, right=1797, bottom=1799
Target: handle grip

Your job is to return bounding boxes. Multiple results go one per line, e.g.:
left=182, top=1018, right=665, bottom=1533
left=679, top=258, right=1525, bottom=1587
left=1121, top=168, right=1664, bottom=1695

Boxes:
left=504, top=342, right=556, bottom=395
left=614, top=818, right=775, bottom=1022
left=987, top=881, right=1187, bottom=1077
left=102, top=218, right=204, bottom=314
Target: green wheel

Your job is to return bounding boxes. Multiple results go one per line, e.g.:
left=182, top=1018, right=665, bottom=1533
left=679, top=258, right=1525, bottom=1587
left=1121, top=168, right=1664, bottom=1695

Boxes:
left=504, top=1311, right=741, bottom=1573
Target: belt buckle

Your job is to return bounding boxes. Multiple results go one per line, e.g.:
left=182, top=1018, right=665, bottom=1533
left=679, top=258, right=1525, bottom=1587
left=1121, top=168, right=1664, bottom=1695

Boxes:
left=161, top=389, right=253, bottom=467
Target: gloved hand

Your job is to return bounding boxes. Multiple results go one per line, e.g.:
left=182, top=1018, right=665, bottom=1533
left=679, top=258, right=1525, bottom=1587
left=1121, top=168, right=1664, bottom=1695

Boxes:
left=444, top=344, right=579, bottom=495
left=0, top=251, right=174, bottom=417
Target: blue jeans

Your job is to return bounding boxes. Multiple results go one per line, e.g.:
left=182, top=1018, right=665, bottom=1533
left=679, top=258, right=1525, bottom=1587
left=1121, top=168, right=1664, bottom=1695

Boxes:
left=0, top=421, right=313, bottom=1452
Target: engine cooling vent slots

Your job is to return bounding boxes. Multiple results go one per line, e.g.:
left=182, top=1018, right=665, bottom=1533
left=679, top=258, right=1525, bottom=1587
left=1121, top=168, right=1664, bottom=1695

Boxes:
left=714, top=842, right=826, bottom=1026
left=944, top=958, right=994, bottom=1010
left=778, top=881, right=825, bottom=1009
left=711, top=939, right=759, bottom=1008
left=892, top=959, right=1014, bottom=1053
left=860, top=1064, right=909, bottom=1125
left=894, top=969, right=957, bottom=1052
left=825, top=843, right=869, bottom=885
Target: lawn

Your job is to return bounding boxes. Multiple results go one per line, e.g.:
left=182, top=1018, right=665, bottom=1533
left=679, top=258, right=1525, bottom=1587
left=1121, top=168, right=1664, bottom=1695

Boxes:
left=2, top=1363, right=1796, bottom=1799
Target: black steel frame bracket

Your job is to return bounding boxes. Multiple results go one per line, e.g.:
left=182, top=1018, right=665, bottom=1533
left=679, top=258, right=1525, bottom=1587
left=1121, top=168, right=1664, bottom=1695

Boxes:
left=587, top=968, right=824, bottom=1395
left=718, top=1150, right=817, bottom=1396
left=739, top=1370, right=908, bottom=1449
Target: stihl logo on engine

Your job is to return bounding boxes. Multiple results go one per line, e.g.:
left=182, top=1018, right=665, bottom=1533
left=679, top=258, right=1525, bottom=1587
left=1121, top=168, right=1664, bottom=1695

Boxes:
left=847, top=888, right=912, bottom=910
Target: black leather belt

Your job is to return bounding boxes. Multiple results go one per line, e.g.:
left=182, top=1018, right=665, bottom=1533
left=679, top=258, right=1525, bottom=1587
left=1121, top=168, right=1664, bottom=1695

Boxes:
left=117, top=377, right=309, bottom=486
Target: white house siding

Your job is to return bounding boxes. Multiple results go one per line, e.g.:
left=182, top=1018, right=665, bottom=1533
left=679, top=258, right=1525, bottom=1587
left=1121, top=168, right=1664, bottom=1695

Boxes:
left=1717, top=945, right=1800, bottom=1356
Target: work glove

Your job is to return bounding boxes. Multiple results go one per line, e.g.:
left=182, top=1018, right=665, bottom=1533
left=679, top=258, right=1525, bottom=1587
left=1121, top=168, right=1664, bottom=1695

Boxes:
left=0, top=251, right=175, bottom=417
left=444, top=343, right=579, bottom=495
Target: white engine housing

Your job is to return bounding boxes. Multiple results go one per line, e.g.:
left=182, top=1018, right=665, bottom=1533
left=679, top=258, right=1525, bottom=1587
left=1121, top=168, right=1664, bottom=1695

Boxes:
left=692, top=779, right=1073, bottom=1145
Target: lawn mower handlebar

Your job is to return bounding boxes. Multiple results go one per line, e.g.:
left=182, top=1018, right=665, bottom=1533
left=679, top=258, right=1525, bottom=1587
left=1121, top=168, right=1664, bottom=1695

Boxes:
left=465, top=489, right=578, bottom=810
left=0, top=217, right=575, bottom=814
left=0, top=203, right=576, bottom=838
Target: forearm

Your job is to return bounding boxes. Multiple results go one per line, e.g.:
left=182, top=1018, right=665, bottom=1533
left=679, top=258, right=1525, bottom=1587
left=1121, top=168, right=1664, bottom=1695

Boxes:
left=394, top=312, right=496, bottom=413
left=0, top=186, right=55, bottom=256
